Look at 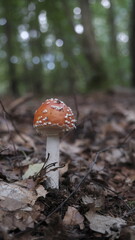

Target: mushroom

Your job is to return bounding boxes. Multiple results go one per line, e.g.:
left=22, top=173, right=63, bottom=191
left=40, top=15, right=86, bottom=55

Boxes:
left=33, top=98, right=76, bottom=189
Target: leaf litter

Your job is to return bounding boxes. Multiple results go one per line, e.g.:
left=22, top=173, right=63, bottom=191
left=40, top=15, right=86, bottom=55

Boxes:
left=0, top=91, right=135, bottom=239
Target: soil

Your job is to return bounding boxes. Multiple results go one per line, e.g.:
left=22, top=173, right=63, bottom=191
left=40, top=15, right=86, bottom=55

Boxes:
left=0, top=90, right=135, bottom=240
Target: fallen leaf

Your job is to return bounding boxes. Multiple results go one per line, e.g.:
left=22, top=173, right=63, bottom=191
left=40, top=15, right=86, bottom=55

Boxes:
left=16, top=178, right=37, bottom=190
left=101, top=121, right=125, bottom=135
left=85, top=210, right=126, bottom=239
left=0, top=117, right=14, bottom=132
left=0, top=205, right=41, bottom=232
left=120, top=225, right=135, bottom=240
left=36, top=185, right=47, bottom=198
left=60, top=141, right=82, bottom=155
left=0, top=181, right=46, bottom=211
left=104, top=149, right=129, bottom=165
left=14, top=133, right=36, bottom=150
left=82, top=195, right=104, bottom=210
left=59, top=161, right=70, bottom=176
left=63, top=206, right=84, bottom=229
left=23, top=163, right=44, bottom=179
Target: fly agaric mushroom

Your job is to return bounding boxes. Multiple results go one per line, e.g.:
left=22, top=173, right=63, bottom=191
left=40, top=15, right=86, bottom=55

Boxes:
left=33, top=98, right=76, bottom=189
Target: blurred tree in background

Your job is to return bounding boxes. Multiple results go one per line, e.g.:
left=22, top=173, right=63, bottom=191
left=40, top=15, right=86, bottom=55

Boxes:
left=0, top=0, right=132, bottom=96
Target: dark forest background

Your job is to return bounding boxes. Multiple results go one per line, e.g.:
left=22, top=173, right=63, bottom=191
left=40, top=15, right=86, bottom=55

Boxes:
left=0, top=0, right=135, bottom=96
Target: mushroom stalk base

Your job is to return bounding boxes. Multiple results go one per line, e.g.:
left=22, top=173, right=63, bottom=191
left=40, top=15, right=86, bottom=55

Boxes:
left=45, top=135, right=59, bottom=189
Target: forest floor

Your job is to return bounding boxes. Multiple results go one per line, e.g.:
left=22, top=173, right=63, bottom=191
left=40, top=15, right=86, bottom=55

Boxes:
left=0, top=90, right=135, bottom=240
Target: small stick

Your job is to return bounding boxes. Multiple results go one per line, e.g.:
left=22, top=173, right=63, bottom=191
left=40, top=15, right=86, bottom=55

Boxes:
left=124, top=207, right=135, bottom=217
left=46, top=139, right=133, bottom=218
left=8, top=93, right=33, bottom=112
left=91, top=178, right=131, bottom=210
left=12, top=141, right=135, bottom=237
left=14, top=131, right=135, bottom=238
left=46, top=146, right=113, bottom=219
left=0, top=100, right=27, bottom=143
left=0, top=101, right=18, bottom=156
left=72, top=93, right=79, bottom=121
left=118, top=128, right=135, bottom=147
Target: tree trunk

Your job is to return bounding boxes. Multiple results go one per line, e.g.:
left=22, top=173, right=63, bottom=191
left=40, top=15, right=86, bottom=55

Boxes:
left=108, top=0, right=123, bottom=83
left=2, top=0, right=18, bottom=95
left=45, top=0, right=77, bottom=93
left=130, top=0, right=135, bottom=87
left=108, top=0, right=118, bottom=57
left=79, top=0, right=108, bottom=88
left=27, top=4, right=45, bottom=94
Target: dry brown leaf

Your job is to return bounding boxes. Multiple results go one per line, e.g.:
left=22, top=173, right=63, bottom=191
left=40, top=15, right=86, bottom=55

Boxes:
left=15, top=178, right=37, bottom=190
left=8, top=93, right=33, bottom=112
left=63, top=206, right=84, bottom=229
left=85, top=210, right=126, bottom=239
left=59, top=161, right=70, bottom=176
left=0, top=181, right=47, bottom=211
left=120, top=226, right=135, bottom=240
left=101, top=121, right=125, bottom=135
left=22, top=163, right=44, bottom=179
left=82, top=195, right=104, bottom=210
left=0, top=116, right=14, bottom=131
left=0, top=205, right=41, bottom=232
left=60, top=141, right=82, bottom=155
left=104, top=149, right=129, bottom=165
left=36, top=185, right=47, bottom=198
left=14, top=133, right=36, bottom=150
left=115, top=105, right=135, bottom=123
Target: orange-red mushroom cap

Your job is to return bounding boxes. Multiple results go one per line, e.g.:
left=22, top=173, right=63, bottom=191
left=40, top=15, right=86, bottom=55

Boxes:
left=33, top=98, right=76, bottom=134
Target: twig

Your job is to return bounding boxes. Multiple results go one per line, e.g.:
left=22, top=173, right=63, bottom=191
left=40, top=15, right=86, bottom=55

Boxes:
left=14, top=130, right=135, bottom=238
left=0, top=148, right=9, bottom=154
left=0, top=100, right=27, bottom=143
left=33, top=154, right=65, bottom=184
left=13, top=140, right=133, bottom=239
left=46, top=146, right=113, bottom=219
left=45, top=139, right=133, bottom=218
left=91, top=179, right=131, bottom=210
left=119, top=128, right=135, bottom=147
left=124, top=207, right=135, bottom=217
left=72, top=93, right=79, bottom=121
left=33, top=153, right=50, bottom=181
left=0, top=101, right=18, bottom=156
left=8, top=93, right=33, bottom=112
left=14, top=146, right=111, bottom=239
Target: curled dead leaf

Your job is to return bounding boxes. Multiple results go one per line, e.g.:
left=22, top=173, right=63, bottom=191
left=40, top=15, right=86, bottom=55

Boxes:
left=63, top=206, right=84, bottom=230
left=82, top=195, right=104, bottom=210
left=14, top=133, right=37, bottom=150
left=85, top=210, right=126, bottom=239
left=22, top=163, right=44, bottom=179
left=0, top=181, right=47, bottom=211
left=59, top=161, right=70, bottom=176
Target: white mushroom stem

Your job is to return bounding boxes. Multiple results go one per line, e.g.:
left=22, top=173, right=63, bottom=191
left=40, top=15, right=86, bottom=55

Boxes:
left=45, top=134, right=60, bottom=189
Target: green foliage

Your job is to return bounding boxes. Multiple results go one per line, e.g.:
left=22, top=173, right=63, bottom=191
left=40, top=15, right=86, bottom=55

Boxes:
left=0, top=0, right=133, bottom=95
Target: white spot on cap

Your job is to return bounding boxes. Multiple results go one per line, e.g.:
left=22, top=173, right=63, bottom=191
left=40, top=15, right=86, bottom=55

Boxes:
left=43, top=117, right=48, bottom=121
left=51, top=105, right=64, bottom=111
left=43, top=109, right=48, bottom=113
left=36, top=120, right=42, bottom=124
left=38, top=116, right=43, bottom=120
left=71, top=119, right=76, bottom=123
left=65, top=120, right=70, bottom=124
